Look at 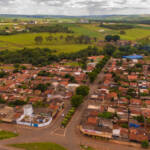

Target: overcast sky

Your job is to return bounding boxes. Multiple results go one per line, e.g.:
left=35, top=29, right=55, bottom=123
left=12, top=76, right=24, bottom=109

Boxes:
left=0, top=0, right=150, bottom=15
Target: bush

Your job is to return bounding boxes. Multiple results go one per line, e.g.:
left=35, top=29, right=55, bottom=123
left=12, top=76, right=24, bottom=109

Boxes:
left=121, top=123, right=128, bottom=129
left=98, top=112, right=113, bottom=119
left=141, top=141, right=149, bottom=149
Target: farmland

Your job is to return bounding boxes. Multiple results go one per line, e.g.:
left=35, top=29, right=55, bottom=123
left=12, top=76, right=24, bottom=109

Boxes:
left=0, top=21, right=150, bottom=54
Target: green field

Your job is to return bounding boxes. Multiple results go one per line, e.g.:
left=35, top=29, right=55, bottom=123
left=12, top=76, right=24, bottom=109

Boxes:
left=0, top=32, right=90, bottom=53
left=120, top=28, right=150, bottom=41
left=1, top=23, right=150, bottom=53
left=0, top=130, right=18, bottom=140
left=11, top=142, right=67, bottom=150
left=83, top=24, right=150, bottom=41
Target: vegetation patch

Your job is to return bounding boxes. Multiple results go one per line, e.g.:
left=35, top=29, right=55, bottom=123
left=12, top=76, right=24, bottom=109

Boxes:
left=11, top=142, right=67, bottom=150
left=0, top=130, right=18, bottom=140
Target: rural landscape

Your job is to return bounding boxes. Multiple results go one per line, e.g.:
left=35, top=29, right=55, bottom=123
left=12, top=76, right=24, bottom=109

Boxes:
left=0, top=1, right=150, bottom=150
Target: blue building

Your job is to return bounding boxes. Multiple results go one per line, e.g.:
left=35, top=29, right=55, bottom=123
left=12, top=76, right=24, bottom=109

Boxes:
left=122, top=55, right=143, bottom=59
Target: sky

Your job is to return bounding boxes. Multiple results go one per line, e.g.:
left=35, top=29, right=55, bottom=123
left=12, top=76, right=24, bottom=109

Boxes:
left=0, top=0, right=150, bottom=16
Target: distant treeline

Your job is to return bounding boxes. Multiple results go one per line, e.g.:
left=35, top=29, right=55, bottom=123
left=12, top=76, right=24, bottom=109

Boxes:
left=93, top=20, right=150, bottom=25
left=0, top=46, right=100, bottom=66
left=99, top=23, right=134, bottom=30
left=28, top=24, right=73, bottom=33
left=0, top=24, right=73, bottom=35
left=0, top=30, right=26, bottom=35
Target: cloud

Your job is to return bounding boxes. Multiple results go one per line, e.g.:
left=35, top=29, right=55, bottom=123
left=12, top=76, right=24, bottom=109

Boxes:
left=0, top=0, right=149, bottom=15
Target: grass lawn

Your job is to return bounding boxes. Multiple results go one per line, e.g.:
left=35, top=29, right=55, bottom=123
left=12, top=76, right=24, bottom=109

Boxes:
left=11, top=142, right=67, bottom=150
left=64, top=62, right=81, bottom=67
left=0, top=130, right=18, bottom=140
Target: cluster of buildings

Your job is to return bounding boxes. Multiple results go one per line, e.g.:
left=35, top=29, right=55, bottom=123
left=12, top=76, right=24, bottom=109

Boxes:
left=0, top=61, right=89, bottom=127
left=81, top=55, right=150, bottom=143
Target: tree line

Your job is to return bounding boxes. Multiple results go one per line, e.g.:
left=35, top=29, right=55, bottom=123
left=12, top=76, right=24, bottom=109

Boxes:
left=34, top=34, right=94, bottom=45
left=28, top=24, right=73, bottom=33
left=0, top=46, right=101, bottom=66
left=99, top=23, right=134, bottom=30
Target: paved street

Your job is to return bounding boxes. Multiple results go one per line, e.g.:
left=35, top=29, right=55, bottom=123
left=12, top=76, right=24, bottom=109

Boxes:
left=0, top=59, right=144, bottom=150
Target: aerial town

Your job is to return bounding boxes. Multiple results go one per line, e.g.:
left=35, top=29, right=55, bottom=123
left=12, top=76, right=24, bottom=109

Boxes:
left=1, top=3, right=150, bottom=149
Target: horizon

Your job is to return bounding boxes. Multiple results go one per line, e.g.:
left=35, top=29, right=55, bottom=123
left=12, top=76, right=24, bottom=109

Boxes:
left=0, top=13, right=150, bottom=17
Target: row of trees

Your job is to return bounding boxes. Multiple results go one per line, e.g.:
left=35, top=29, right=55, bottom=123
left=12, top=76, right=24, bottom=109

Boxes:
left=100, top=23, right=134, bottom=30
left=88, top=56, right=110, bottom=83
left=34, top=35, right=93, bottom=45
left=105, top=35, right=120, bottom=42
left=28, top=24, right=73, bottom=33
left=61, top=85, right=89, bottom=127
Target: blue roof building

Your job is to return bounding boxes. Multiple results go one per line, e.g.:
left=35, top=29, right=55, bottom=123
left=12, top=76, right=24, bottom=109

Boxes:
left=122, top=55, right=143, bottom=59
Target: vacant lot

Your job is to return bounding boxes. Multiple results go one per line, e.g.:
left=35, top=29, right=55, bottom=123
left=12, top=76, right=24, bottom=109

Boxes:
left=11, top=142, right=67, bottom=150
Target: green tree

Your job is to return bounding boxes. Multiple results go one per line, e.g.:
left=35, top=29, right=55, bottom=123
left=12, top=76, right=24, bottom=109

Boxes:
left=105, top=35, right=113, bottom=42
left=141, top=141, right=149, bottom=149
left=103, top=44, right=116, bottom=56
left=0, top=71, right=8, bottom=78
left=71, top=95, right=83, bottom=108
left=76, top=85, right=89, bottom=97
left=120, top=30, right=126, bottom=35
left=34, top=83, right=50, bottom=92
left=113, top=35, right=120, bottom=42
left=34, top=36, right=43, bottom=44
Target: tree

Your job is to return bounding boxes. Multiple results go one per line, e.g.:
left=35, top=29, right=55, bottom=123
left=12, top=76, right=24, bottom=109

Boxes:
left=0, top=96, right=6, bottom=104
left=127, top=88, right=136, bottom=97
left=71, top=95, right=83, bottom=108
left=0, top=71, right=8, bottom=78
left=105, top=35, right=113, bottom=42
left=141, top=141, right=149, bottom=149
left=103, top=44, right=116, bottom=56
left=34, top=83, right=50, bottom=92
left=34, top=36, right=43, bottom=44
left=113, top=35, right=120, bottom=42
left=76, top=85, right=89, bottom=97
left=46, top=35, right=53, bottom=42
left=88, top=72, right=97, bottom=83
left=120, top=30, right=126, bottom=35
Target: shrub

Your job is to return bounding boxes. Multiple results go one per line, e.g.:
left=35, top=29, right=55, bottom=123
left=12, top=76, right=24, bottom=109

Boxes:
left=141, top=141, right=149, bottom=149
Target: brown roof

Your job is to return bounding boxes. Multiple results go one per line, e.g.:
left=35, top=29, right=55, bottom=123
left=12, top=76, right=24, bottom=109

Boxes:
left=87, top=117, right=98, bottom=125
